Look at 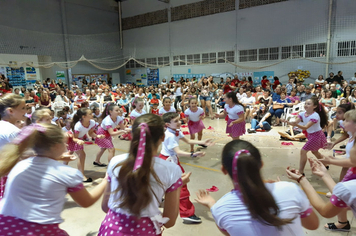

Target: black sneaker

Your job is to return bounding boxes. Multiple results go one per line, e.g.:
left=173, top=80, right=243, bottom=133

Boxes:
left=182, top=215, right=202, bottom=224
left=340, top=145, right=346, bottom=149
left=198, top=144, right=207, bottom=148
left=247, top=129, right=256, bottom=134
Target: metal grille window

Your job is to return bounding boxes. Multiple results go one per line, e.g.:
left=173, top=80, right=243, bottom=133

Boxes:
left=187, top=55, right=194, bottom=64
left=135, top=59, right=145, bottom=68
left=281, top=46, right=291, bottom=59
left=337, top=41, right=356, bottom=57
left=202, top=53, right=209, bottom=63
left=173, top=56, right=180, bottom=66
left=292, top=45, right=303, bottom=58
left=258, top=48, right=268, bottom=61
left=193, top=54, right=200, bottom=64
left=218, top=52, right=226, bottom=63
left=239, top=0, right=287, bottom=9
left=248, top=49, right=257, bottom=61
left=210, top=52, right=216, bottom=64
left=146, top=58, right=157, bottom=66
left=239, top=50, right=248, bottom=62
left=179, top=55, right=186, bottom=65
left=226, top=51, right=235, bottom=62
left=129, top=59, right=135, bottom=68
left=305, top=43, right=326, bottom=57
left=269, top=47, right=279, bottom=60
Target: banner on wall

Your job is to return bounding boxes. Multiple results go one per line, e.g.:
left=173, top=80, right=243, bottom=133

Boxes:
left=6, top=67, right=26, bottom=87
left=56, top=71, right=66, bottom=82
left=253, top=71, right=274, bottom=86
left=173, top=74, right=205, bottom=80
left=147, top=68, right=159, bottom=86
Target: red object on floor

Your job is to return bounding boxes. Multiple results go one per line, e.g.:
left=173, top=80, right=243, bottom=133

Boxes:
left=281, top=142, right=294, bottom=146
left=181, top=125, right=188, bottom=128
left=256, top=129, right=266, bottom=132
left=85, top=141, right=93, bottom=145
left=207, top=126, right=214, bottom=130
left=182, top=131, right=190, bottom=135
left=206, top=186, right=219, bottom=192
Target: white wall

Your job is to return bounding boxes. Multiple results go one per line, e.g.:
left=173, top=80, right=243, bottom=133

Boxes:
left=121, top=0, right=356, bottom=84
left=0, top=0, right=123, bottom=83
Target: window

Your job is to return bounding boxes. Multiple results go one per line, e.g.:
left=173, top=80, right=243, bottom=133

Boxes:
left=173, top=56, right=179, bottom=66
left=239, top=50, right=248, bottom=62
left=157, top=57, right=169, bottom=66
left=269, top=47, right=279, bottom=60
left=146, top=58, right=157, bottom=66
left=258, top=48, right=268, bottom=61
left=179, top=55, right=186, bottom=66
left=218, top=52, right=226, bottom=63
left=135, top=59, right=145, bottom=68
left=281, top=46, right=291, bottom=59
left=239, top=49, right=257, bottom=62
left=193, top=54, right=200, bottom=64
left=305, top=43, right=326, bottom=57
left=226, top=51, right=235, bottom=62
left=248, top=49, right=257, bottom=61
left=292, top=45, right=303, bottom=58
left=337, top=41, right=356, bottom=57
left=202, top=53, right=209, bottom=63
left=210, top=52, right=216, bottom=64
left=129, top=59, right=135, bottom=68
left=187, top=54, right=194, bottom=64
left=239, top=0, right=287, bottom=9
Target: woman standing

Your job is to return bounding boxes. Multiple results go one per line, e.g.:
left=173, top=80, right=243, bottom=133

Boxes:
left=198, top=77, right=213, bottom=119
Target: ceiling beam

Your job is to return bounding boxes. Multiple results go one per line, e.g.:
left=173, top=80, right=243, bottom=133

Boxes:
left=158, top=0, right=169, bottom=3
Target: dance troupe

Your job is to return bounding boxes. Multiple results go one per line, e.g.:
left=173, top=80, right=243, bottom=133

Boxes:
left=1, top=91, right=356, bottom=236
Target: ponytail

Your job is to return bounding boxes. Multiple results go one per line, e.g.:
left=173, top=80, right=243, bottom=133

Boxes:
left=310, top=97, right=328, bottom=128
left=71, top=107, right=89, bottom=131
left=100, top=103, right=116, bottom=121
left=113, top=114, right=165, bottom=215
left=0, top=124, right=63, bottom=177
left=222, top=140, right=293, bottom=227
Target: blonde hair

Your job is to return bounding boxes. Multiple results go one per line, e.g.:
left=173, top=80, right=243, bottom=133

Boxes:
left=344, top=110, right=356, bottom=123
left=0, top=93, right=24, bottom=119
left=31, top=108, right=51, bottom=123
left=0, top=123, right=64, bottom=177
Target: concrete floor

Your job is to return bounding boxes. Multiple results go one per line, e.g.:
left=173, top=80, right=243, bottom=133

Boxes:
left=60, top=118, right=356, bottom=236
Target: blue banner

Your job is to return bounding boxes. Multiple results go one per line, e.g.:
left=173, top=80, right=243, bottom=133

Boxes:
left=147, top=68, right=159, bottom=86
left=173, top=74, right=206, bottom=80
left=253, top=71, right=274, bottom=86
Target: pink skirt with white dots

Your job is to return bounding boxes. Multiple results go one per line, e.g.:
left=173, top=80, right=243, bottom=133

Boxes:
left=0, top=215, right=69, bottom=236
left=98, top=210, right=159, bottom=236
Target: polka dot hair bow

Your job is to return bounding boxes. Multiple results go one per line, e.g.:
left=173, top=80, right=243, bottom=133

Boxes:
left=12, top=124, right=46, bottom=145
left=232, top=149, right=250, bottom=190
left=133, top=123, right=150, bottom=171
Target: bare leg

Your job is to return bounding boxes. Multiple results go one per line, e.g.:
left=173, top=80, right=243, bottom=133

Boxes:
left=206, top=100, right=213, bottom=118
left=311, top=150, right=324, bottom=160
left=108, top=148, right=115, bottom=162
left=299, top=149, right=308, bottom=174
left=75, top=150, right=87, bottom=180
left=231, top=134, right=240, bottom=140
left=190, top=133, right=195, bottom=152
left=197, top=130, right=203, bottom=141
left=200, top=100, right=206, bottom=116
left=95, top=148, right=106, bottom=164
left=63, top=151, right=74, bottom=165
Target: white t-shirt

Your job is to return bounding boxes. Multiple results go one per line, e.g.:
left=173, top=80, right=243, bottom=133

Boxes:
left=184, top=107, right=204, bottom=122
left=100, top=115, right=124, bottom=130
left=224, top=104, right=244, bottom=120
left=332, top=180, right=356, bottom=217
left=175, top=87, right=182, bottom=96
left=74, top=96, right=86, bottom=104
left=211, top=182, right=311, bottom=236
left=0, top=120, right=20, bottom=150
left=107, top=154, right=182, bottom=217
left=0, top=157, right=83, bottom=224
left=73, top=119, right=96, bottom=138
left=130, top=109, right=147, bottom=120
left=241, top=96, right=255, bottom=105
left=62, top=126, right=70, bottom=132
left=160, top=128, right=185, bottom=161
left=159, top=107, right=176, bottom=116
left=298, top=112, right=322, bottom=133
left=236, top=93, right=247, bottom=101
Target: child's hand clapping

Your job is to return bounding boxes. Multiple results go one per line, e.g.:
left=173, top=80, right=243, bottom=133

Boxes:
left=308, top=158, right=328, bottom=177
left=203, top=139, right=214, bottom=147
left=97, top=134, right=105, bottom=139
left=181, top=172, right=192, bottom=185
left=192, top=151, right=205, bottom=157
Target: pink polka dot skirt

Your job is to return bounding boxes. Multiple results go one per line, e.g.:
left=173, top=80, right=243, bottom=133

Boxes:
left=98, top=210, right=160, bottom=236
left=0, top=215, right=69, bottom=236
